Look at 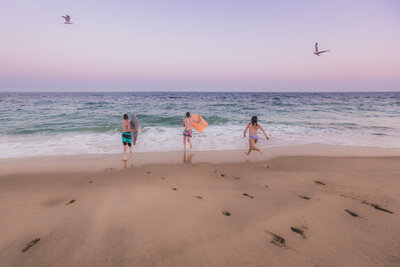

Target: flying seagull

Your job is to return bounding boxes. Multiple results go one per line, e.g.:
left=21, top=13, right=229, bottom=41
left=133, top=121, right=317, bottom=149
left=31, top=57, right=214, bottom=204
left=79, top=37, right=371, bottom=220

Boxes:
left=62, top=15, right=73, bottom=24
left=314, top=42, right=330, bottom=56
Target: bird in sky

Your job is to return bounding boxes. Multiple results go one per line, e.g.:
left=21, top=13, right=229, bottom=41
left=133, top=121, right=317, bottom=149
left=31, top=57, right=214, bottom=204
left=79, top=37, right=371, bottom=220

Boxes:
left=62, top=15, right=73, bottom=24
left=313, top=42, right=330, bottom=56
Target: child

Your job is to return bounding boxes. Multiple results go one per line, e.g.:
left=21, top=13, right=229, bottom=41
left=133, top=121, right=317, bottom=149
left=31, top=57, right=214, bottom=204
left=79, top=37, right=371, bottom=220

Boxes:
left=122, top=114, right=133, bottom=161
left=182, top=112, right=200, bottom=150
left=243, top=116, right=269, bottom=156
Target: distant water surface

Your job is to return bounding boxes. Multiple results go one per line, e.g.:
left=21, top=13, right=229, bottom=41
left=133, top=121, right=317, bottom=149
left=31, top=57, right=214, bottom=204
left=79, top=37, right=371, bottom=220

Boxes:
left=0, top=92, right=399, bottom=158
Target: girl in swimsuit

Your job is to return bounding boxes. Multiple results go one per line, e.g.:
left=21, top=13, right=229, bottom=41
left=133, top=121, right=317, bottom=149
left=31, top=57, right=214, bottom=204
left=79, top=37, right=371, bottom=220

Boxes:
left=243, top=116, right=269, bottom=156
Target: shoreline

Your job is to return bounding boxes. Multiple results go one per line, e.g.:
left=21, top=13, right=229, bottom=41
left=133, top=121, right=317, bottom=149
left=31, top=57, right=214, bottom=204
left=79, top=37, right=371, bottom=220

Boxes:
left=1, top=144, right=400, bottom=175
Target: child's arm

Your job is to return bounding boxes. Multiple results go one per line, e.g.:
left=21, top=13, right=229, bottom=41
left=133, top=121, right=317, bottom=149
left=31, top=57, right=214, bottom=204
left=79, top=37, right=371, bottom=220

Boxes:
left=243, top=124, right=249, bottom=137
left=259, top=125, right=269, bottom=140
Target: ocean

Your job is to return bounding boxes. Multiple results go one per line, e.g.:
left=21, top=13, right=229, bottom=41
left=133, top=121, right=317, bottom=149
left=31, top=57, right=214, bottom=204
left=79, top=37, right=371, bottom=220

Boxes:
left=0, top=92, right=399, bottom=158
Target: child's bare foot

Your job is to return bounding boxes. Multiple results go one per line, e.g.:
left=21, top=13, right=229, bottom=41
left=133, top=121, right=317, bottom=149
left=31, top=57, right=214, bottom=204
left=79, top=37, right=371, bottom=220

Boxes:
left=245, top=152, right=250, bottom=156
left=259, top=150, right=264, bottom=155
left=190, top=144, right=193, bottom=149
left=130, top=151, right=133, bottom=156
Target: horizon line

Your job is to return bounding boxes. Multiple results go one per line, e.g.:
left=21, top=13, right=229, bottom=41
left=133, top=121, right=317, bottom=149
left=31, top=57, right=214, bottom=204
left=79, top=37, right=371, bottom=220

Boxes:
left=0, top=90, right=399, bottom=94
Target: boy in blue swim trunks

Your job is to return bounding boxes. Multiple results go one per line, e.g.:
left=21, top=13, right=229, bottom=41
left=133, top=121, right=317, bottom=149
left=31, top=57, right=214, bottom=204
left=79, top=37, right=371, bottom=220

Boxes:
left=122, top=114, right=133, bottom=161
left=182, top=112, right=200, bottom=150
left=243, top=116, right=269, bottom=156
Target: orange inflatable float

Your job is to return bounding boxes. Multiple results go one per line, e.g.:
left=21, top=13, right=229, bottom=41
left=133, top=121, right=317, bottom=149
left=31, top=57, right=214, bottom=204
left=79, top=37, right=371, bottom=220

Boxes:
left=191, top=114, right=208, bottom=133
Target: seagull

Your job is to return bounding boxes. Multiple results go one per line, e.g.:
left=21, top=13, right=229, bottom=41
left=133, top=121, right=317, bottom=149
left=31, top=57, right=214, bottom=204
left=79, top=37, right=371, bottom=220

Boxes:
left=314, top=42, right=330, bottom=56
left=62, top=15, right=73, bottom=24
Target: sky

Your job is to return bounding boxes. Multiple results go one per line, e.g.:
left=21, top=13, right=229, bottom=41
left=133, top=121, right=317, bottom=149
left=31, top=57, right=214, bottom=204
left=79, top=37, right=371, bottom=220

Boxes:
left=0, top=0, right=399, bottom=92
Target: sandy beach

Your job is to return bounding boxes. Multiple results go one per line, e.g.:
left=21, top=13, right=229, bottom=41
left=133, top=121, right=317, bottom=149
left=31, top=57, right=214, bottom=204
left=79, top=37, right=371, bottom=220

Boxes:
left=2, top=0, right=400, bottom=265
left=0, top=146, right=399, bottom=266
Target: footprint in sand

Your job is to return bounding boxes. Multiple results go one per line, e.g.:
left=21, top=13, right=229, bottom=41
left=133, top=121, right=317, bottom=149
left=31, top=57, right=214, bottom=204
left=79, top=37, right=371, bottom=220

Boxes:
left=235, top=177, right=240, bottom=180
left=66, top=199, right=75, bottom=205
left=195, top=196, right=203, bottom=200
left=345, top=209, right=361, bottom=217
left=89, top=181, right=93, bottom=184
left=362, top=201, right=394, bottom=214
left=265, top=165, right=271, bottom=168
left=21, top=238, right=40, bottom=252
left=298, top=195, right=311, bottom=200
left=265, top=185, right=269, bottom=188
left=243, top=193, right=254, bottom=199
left=220, top=174, right=226, bottom=177
left=171, top=188, right=177, bottom=191
left=161, top=177, right=166, bottom=180
left=315, top=181, right=326, bottom=186
left=221, top=210, right=231, bottom=216
left=146, top=171, right=151, bottom=174
left=266, top=231, right=286, bottom=247
left=290, top=227, right=306, bottom=238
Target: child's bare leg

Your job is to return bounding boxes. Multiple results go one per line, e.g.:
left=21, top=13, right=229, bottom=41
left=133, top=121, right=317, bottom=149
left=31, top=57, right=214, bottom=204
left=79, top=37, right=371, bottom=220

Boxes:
left=129, top=144, right=133, bottom=155
left=245, top=139, right=254, bottom=156
left=251, top=140, right=263, bottom=155
left=188, top=137, right=192, bottom=149
left=252, top=145, right=263, bottom=155
left=183, top=136, right=187, bottom=150
left=245, top=146, right=252, bottom=156
left=123, top=145, right=127, bottom=161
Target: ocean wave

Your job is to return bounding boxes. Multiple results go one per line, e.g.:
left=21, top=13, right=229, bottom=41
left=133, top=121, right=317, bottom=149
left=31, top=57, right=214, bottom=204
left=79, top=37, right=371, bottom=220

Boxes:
left=136, top=114, right=183, bottom=126
left=1, top=123, right=400, bottom=158
left=85, top=101, right=108, bottom=105
left=9, top=126, right=117, bottom=135
left=204, top=116, right=229, bottom=125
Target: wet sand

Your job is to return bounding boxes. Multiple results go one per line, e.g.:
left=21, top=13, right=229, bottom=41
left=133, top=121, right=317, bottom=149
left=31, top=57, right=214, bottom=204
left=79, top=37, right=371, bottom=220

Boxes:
left=2, top=144, right=400, bottom=175
left=0, top=151, right=399, bottom=266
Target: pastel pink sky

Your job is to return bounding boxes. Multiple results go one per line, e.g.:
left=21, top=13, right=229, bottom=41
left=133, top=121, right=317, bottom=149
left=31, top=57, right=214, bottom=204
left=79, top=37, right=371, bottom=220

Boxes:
left=1, top=0, right=399, bottom=91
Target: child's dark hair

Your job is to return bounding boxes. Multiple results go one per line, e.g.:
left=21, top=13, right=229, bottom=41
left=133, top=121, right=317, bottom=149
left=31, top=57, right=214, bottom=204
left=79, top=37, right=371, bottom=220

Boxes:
left=186, top=112, right=190, bottom=117
left=123, top=114, right=128, bottom=120
left=251, top=116, right=258, bottom=126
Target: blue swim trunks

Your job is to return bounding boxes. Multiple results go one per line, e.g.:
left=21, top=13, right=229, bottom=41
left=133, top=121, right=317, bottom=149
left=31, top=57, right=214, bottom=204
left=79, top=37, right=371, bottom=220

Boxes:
left=122, top=132, right=132, bottom=146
